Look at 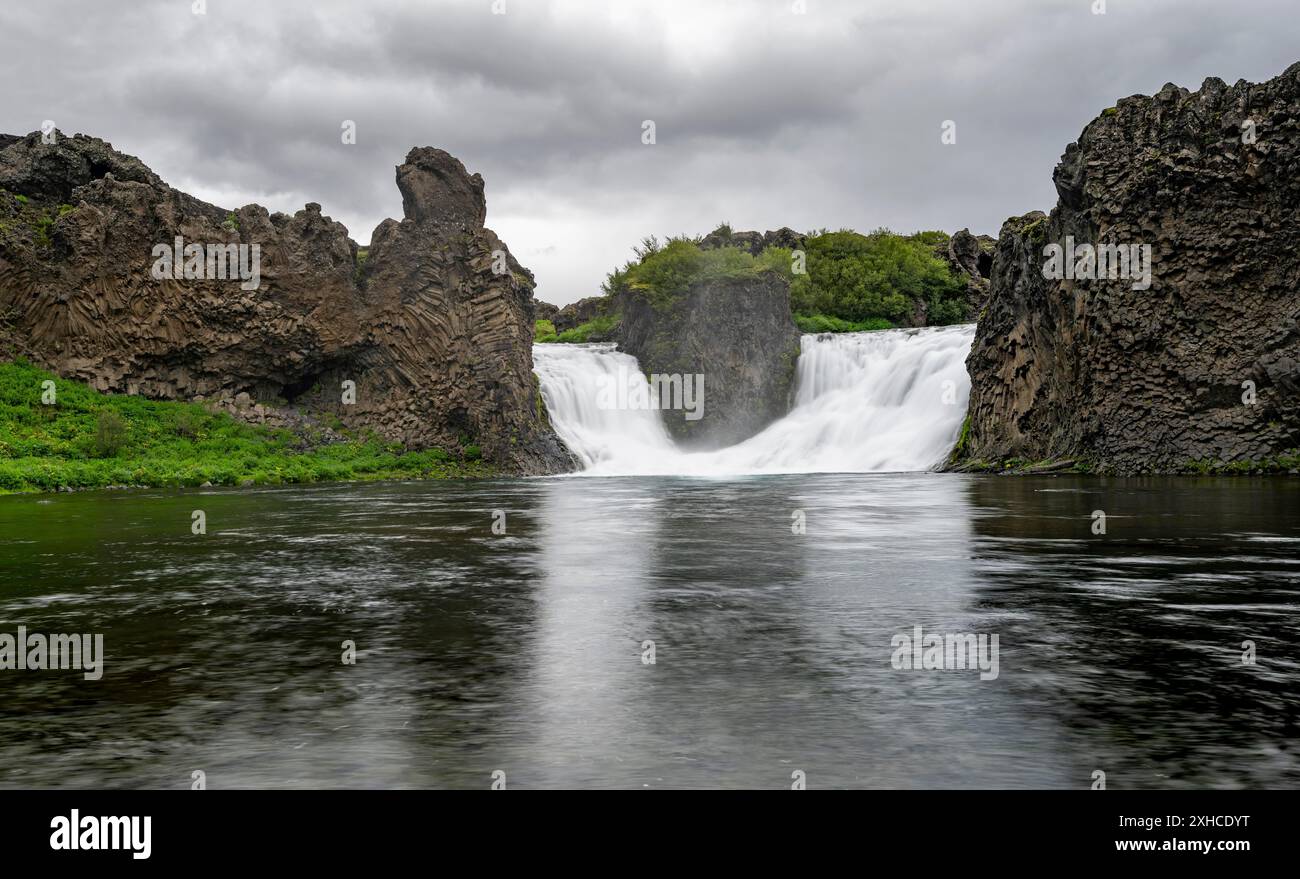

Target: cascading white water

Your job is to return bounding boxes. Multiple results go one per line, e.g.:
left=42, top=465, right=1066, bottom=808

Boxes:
left=532, top=324, right=976, bottom=476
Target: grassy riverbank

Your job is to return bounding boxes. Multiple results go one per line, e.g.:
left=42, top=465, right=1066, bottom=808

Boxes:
left=0, top=359, right=491, bottom=493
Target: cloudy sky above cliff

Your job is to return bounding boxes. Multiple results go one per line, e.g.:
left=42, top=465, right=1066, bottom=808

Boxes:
left=2, top=0, right=1296, bottom=305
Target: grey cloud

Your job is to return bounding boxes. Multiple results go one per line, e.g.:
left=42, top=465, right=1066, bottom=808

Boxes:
left=2, top=0, right=1297, bottom=305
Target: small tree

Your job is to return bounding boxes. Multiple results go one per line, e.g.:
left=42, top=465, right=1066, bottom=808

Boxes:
left=93, top=410, right=128, bottom=458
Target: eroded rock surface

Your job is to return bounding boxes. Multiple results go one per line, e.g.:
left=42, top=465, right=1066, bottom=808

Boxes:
left=953, top=64, right=1300, bottom=472
left=0, top=132, right=572, bottom=473
left=615, top=273, right=801, bottom=449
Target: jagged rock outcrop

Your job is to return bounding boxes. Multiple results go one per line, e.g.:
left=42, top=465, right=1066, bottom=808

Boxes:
left=614, top=273, right=801, bottom=448
left=952, top=63, right=1300, bottom=473
left=0, top=131, right=573, bottom=473
left=942, top=228, right=995, bottom=315
left=534, top=300, right=559, bottom=323
left=699, top=225, right=804, bottom=256
left=553, top=294, right=614, bottom=336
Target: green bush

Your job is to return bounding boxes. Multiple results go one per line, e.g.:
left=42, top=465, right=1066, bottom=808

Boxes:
left=554, top=314, right=620, bottom=343
left=789, top=229, right=967, bottom=326
left=603, top=238, right=792, bottom=309
left=93, top=410, right=128, bottom=457
left=600, top=227, right=968, bottom=329
left=534, top=319, right=558, bottom=342
left=794, top=314, right=893, bottom=333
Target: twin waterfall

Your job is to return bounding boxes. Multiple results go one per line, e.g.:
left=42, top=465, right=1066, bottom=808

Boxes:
left=532, top=325, right=976, bottom=476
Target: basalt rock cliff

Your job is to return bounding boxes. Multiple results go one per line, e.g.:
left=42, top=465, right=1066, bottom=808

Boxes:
left=0, top=132, right=572, bottom=474
left=614, top=273, right=801, bottom=449
left=952, top=63, right=1300, bottom=473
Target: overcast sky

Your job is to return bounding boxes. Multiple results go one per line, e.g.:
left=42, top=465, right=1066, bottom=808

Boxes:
left=2, top=0, right=1296, bottom=306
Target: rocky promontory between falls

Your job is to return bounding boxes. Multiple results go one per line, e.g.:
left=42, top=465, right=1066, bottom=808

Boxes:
left=0, top=132, right=572, bottom=474
left=616, top=271, right=802, bottom=448
left=951, top=62, right=1300, bottom=475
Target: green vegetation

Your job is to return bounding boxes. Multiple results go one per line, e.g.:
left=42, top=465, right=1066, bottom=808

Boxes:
left=533, top=319, right=558, bottom=342
left=1184, top=451, right=1300, bottom=475
left=603, top=235, right=793, bottom=310
left=1, top=191, right=66, bottom=251
left=354, top=247, right=368, bottom=285
left=790, top=229, right=968, bottom=326
left=33, top=214, right=55, bottom=248
left=554, top=314, right=619, bottom=343
left=949, top=415, right=971, bottom=461
left=0, top=359, right=492, bottom=493
left=534, top=314, right=621, bottom=344
left=794, top=314, right=893, bottom=334
left=222, top=211, right=240, bottom=232
left=598, top=226, right=970, bottom=331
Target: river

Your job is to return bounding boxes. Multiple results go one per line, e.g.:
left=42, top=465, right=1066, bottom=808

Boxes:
left=1, top=473, right=1297, bottom=788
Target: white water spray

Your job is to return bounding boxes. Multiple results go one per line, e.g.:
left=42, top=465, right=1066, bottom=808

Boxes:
left=532, top=325, right=976, bottom=476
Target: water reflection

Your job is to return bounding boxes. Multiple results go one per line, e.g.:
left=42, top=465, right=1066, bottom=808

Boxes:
left=0, top=474, right=1295, bottom=788
left=964, top=476, right=1300, bottom=789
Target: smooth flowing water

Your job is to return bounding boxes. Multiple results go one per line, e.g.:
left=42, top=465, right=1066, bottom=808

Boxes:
left=532, top=326, right=975, bottom=475
left=1, top=475, right=1297, bottom=789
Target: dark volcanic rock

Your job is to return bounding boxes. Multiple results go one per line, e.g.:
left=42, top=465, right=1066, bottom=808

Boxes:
left=953, top=63, right=1300, bottom=473
left=396, top=146, right=487, bottom=228
left=553, top=294, right=613, bottom=335
left=0, top=131, right=573, bottom=474
left=615, top=273, right=801, bottom=448
left=946, top=228, right=995, bottom=281
left=534, top=300, right=559, bottom=323
left=941, top=228, right=996, bottom=317
left=699, top=225, right=806, bottom=256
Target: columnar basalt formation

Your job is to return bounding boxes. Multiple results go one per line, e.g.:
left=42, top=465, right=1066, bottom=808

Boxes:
left=952, top=63, right=1300, bottom=473
left=0, top=132, right=573, bottom=473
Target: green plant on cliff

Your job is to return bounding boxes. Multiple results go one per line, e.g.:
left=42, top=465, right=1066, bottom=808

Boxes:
left=603, top=238, right=793, bottom=309
left=533, top=319, right=558, bottom=342
left=948, top=415, right=971, bottom=463
left=33, top=214, right=55, bottom=249
left=793, top=314, right=893, bottom=334
left=789, top=229, right=967, bottom=326
left=555, top=314, right=619, bottom=343
left=0, top=359, right=491, bottom=492
left=354, top=247, right=369, bottom=285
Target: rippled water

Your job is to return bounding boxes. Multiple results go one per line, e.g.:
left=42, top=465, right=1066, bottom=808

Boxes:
left=1, top=474, right=1297, bottom=789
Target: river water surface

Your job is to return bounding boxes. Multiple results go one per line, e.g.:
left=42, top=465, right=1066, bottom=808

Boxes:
left=1, top=474, right=1297, bottom=789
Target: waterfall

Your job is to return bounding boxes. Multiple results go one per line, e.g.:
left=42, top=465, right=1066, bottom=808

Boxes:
left=532, top=324, right=976, bottom=476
